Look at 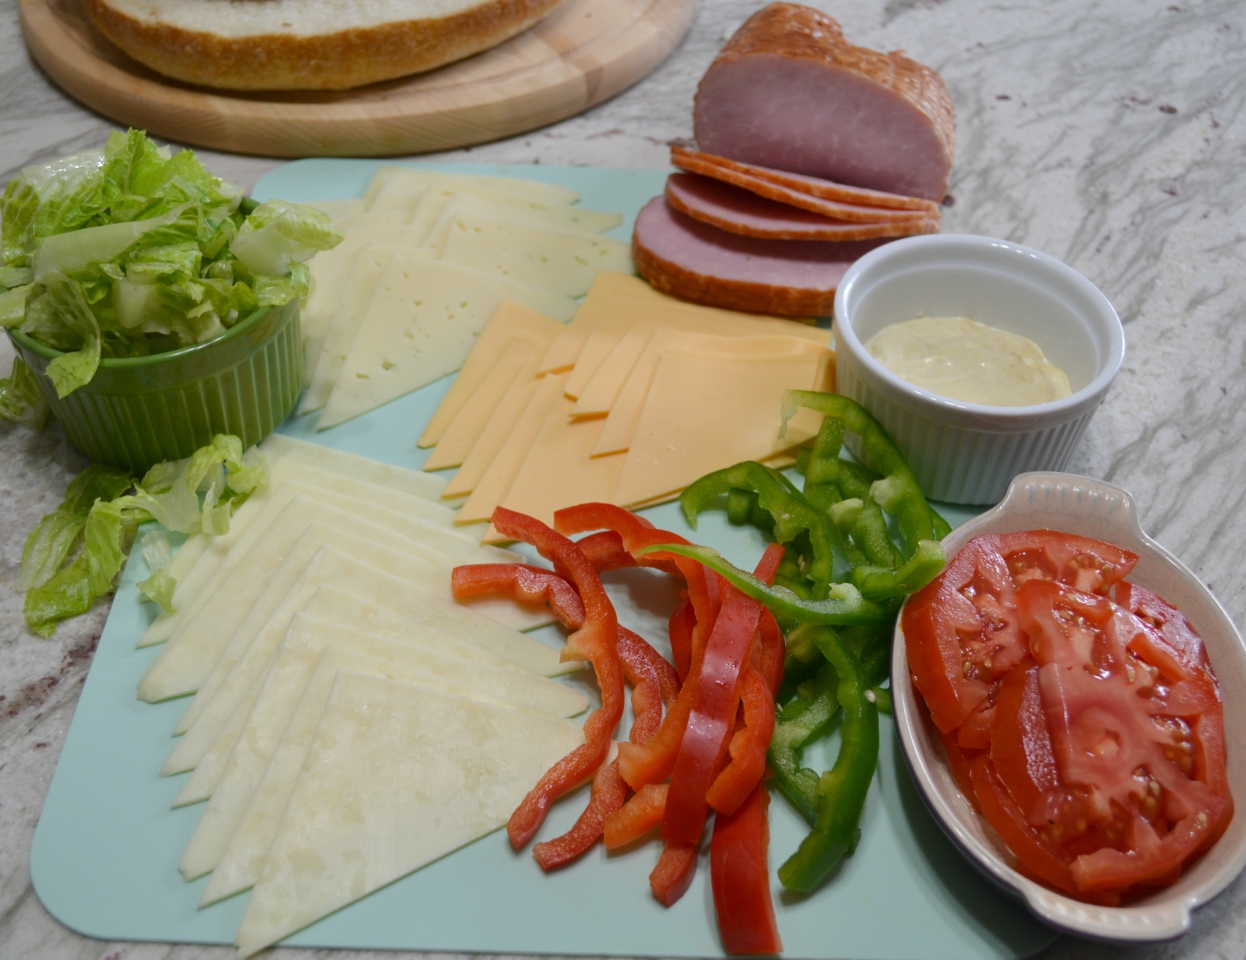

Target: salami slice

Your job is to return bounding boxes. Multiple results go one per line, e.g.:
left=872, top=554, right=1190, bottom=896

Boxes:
left=632, top=196, right=887, bottom=317
left=665, top=173, right=939, bottom=241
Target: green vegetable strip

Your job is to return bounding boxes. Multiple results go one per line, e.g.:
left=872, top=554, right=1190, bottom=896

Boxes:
left=635, top=542, right=895, bottom=626
left=681, top=461, right=837, bottom=596
left=781, top=391, right=947, bottom=556
left=768, top=661, right=839, bottom=825
left=777, top=628, right=879, bottom=893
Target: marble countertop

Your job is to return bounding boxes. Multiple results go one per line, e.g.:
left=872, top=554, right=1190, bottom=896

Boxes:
left=3, top=0, right=1245, bottom=958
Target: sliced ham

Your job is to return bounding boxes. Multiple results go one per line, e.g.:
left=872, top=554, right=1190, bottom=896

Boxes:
left=671, top=149, right=932, bottom=225
left=632, top=196, right=887, bottom=317
left=665, top=172, right=939, bottom=242
left=671, top=145, right=938, bottom=214
left=692, top=3, right=956, bottom=201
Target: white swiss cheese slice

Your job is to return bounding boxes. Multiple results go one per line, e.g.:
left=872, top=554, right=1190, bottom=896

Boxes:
left=233, top=671, right=584, bottom=959
left=362, top=166, right=580, bottom=208
left=424, top=192, right=621, bottom=252
left=177, top=615, right=586, bottom=877
left=441, top=219, right=633, bottom=301
left=317, top=253, right=574, bottom=430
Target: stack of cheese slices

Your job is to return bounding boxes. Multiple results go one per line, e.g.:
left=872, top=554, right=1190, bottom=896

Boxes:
left=418, top=272, right=835, bottom=541
left=136, top=433, right=590, bottom=957
left=299, top=165, right=631, bottom=430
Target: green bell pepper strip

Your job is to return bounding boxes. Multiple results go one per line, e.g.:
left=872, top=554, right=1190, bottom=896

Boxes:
left=781, top=391, right=950, bottom=554
left=777, top=627, right=880, bottom=893
left=768, top=661, right=839, bottom=825
left=636, top=543, right=894, bottom=626
left=848, top=538, right=947, bottom=599
left=681, top=462, right=837, bottom=596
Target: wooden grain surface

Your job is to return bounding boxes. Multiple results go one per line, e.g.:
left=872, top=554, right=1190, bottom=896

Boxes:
left=18, top=0, right=698, bottom=158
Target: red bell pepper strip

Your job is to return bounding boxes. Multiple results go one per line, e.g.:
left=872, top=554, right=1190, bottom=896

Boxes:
left=619, top=626, right=669, bottom=745
left=451, top=563, right=586, bottom=630
left=757, top=608, right=785, bottom=697
left=491, top=508, right=625, bottom=849
left=555, top=504, right=721, bottom=791
left=650, top=840, right=699, bottom=907
left=668, top=598, right=695, bottom=682
left=533, top=760, right=630, bottom=871
left=706, top=665, right=776, bottom=816
left=663, top=545, right=784, bottom=844
left=577, top=529, right=639, bottom=573
left=663, top=583, right=766, bottom=844
left=711, top=781, right=783, bottom=956
left=604, top=783, right=668, bottom=849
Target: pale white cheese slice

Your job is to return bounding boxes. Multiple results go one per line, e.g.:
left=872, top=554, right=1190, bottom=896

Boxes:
left=138, top=436, right=452, bottom=649
left=233, top=671, right=584, bottom=959
left=441, top=219, right=633, bottom=301
left=317, top=253, right=574, bottom=431
left=301, top=246, right=397, bottom=413
left=177, top=615, right=586, bottom=877
left=301, top=226, right=430, bottom=383
left=163, top=538, right=563, bottom=774
left=138, top=495, right=517, bottom=705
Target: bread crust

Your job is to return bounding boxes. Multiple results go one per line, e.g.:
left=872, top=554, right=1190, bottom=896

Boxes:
left=83, top=0, right=566, bottom=91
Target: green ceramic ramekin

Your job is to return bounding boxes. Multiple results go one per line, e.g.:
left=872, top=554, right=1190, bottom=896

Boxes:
left=7, top=301, right=302, bottom=473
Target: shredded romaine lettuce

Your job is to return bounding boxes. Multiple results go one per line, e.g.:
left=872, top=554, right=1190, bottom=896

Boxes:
left=0, top=354, right=49, bottom=428
left=0, top=130, right=342, bottom=397
left=17, top=434, right=270, bottom=636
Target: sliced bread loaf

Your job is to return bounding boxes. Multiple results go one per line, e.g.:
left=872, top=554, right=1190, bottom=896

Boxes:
left=84, top=0, right=566, bottom=91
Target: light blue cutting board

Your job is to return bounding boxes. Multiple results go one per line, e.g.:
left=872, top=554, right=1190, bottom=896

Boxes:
left=30, top=160, right=1057, bottom=960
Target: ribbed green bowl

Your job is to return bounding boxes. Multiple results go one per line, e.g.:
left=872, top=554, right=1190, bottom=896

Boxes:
left=8, top=301, right=302, bottom=473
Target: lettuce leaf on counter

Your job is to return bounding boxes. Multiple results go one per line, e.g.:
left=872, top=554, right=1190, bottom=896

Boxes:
left=17, top=434, right=269, bottom=637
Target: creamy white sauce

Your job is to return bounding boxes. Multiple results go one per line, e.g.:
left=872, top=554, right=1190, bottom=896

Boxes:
left=865, top=316, right=1071, bottom=407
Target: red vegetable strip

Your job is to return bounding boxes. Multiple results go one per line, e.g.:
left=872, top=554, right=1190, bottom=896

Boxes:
left=532, top=761, right=630, bottom=871
left=706, top=665, right=776, bottom=815
left=555, top=504, right=721, bottom=791
left=491, top=508, right=624, bottom=850
left=710, top=781, right=783, bottom=956
left=663, top=584, right=765, bottom=843
left=604, top=783, right=668, bottom=849
left=757, top=609, right=785, bottom=697
left=577, top=530, right=639, bottom=573
left=664, top=545, right=783, bottom=833
left=450, top=563, right=585, bottom=630
left=650, top=841, right=699, bottom=907
left=669, top=598, right=695, bottom=682
left=619, top=626, right=668, bottom=746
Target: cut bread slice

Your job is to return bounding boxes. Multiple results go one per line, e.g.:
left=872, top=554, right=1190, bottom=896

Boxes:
left=83, top=0, right=568, bottom=91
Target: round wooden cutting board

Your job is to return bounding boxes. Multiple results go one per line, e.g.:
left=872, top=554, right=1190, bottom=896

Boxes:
left=19, top=0, right=697, bottom=158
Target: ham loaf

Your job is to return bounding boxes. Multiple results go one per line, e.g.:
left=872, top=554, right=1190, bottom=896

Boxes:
left=664, top=173, right=939, bottom=241
left=632, top=196, right=886, bottom=317
left=693, top=4, right=955, bottom=201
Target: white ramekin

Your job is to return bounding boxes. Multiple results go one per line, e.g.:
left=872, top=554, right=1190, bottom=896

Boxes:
left=833, top=235, right=1125, bottom=504
left=892, top=472, right=1246, bottom=941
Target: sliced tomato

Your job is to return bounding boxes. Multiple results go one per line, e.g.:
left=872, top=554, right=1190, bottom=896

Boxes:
left=989, top=660, right=1059, bottom=820
left=1016, top=579, right=1233, bottom=893
left=995, top=530, right=1138, bottom=594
